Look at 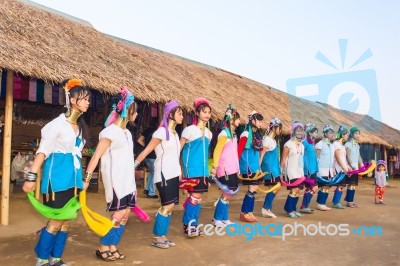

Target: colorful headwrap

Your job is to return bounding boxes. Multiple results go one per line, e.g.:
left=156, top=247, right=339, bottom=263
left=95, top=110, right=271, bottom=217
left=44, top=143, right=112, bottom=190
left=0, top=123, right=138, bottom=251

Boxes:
left=305, top=123, right=317, bottom=133
left=64, top=79, right=83, bottom=110
left=104, top=86, right=135, bottom=127
left=291, top=121, right=304, bottom=135
left=192, top=97, right=211, bottom=125
left=160, top=100, right=180, bottom=140
left=336, top=125, right=349, bottom=139
left=376, top=160, right=386, bottom=168
left=350, top=126, right=360, bottom=134
left=223, top=104, right=239, bottom=139
left=323, top=124, right=334, bottom=133
left=268, top=117, right=282, bottom=130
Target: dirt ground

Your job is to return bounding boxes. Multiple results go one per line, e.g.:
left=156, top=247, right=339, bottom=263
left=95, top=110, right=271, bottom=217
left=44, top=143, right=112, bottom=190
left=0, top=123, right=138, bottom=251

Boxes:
left=1, top=178, right=399, bottom=266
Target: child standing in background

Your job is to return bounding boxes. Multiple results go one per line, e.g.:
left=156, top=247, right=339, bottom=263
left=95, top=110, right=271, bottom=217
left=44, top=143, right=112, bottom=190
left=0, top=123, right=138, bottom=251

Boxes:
left=375, top=160, right=388, bottom=205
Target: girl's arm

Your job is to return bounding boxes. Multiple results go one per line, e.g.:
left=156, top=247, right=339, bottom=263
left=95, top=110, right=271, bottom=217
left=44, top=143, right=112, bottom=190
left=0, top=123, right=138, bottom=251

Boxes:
left=212, top=136, right=227, bottom=176
left=259, top=147, right=268, bottom=167
left=237, top=136, right=247, bottom=159
left=22, top=153, right=46, bottom=193
left=180, top=138, right=188, bottom=152
left=345, top=147, right=354, bottom=169
left=280, top=146, right=290, bottom=176
left=334, top=149, right=348, bottom=173
left=84, top=138, right=112, bottom=189
left=137, top=135, right=146, bottom=147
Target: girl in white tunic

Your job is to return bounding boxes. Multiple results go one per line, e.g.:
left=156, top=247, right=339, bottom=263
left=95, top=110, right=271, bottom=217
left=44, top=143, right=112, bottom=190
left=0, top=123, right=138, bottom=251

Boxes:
left=86, top=86, right=137, bottom=261
left=332, top=125, right=350, bottom=209
left=280, top=122, right=305, bottom=218
left=135, top=100, right=184, bottom=249
left=315, top=124, right=336, bottom=211
left=23, top=79, right=91, bottom=266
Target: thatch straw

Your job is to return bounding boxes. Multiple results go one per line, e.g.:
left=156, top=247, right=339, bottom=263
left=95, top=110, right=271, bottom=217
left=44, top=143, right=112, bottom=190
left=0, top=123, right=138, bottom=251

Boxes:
left=0, top=0, right=399, bottom=148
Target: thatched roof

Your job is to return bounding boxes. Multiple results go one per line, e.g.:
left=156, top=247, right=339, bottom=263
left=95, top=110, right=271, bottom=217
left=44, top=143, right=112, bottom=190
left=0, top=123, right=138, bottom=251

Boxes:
left=1, top=0, right=399, bottom=148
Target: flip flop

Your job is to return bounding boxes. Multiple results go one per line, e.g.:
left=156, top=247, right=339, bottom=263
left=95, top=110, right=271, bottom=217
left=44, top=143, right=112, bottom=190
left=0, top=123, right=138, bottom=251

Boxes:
left=150, top=241, right=169, bottom=249
left=165, top=239, right=176, bottom=247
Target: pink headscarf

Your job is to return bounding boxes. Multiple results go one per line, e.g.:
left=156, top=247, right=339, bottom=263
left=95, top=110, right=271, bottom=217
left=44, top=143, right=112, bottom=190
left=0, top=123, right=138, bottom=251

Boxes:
left=192, top=97, right=211, bottom=125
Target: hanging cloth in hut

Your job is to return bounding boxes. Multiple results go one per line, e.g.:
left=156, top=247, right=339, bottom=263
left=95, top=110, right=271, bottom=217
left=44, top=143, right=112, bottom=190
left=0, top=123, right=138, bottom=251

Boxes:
left=59, top=86, right=65, bottom=105
left=29, top=78, right=37, bottom=101
left=1, top=70, right=7, bottom=98
left=151, top=103, right=158, bottom=117
left=52, top=85, right=59, bottom=105
left=13, top=75, right=22, bottom=100
left=44, top=83, right=52, bottom=104
left=21, top=76, right=30, bottom=100
left=36, top=80, right=45, bottom=103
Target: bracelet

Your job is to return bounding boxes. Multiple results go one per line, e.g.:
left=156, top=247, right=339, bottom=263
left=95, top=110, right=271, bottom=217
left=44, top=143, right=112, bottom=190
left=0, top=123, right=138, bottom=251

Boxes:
left=25, top=172, right=37, bottom=182
left=83, top=172, right=93, bottom=183
left=134, top=160, right=140, bottom=169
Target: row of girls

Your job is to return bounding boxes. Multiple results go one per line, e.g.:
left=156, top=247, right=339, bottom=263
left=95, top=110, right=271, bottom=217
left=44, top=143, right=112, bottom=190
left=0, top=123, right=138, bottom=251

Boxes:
left=23, top=79, right=380, bottom=265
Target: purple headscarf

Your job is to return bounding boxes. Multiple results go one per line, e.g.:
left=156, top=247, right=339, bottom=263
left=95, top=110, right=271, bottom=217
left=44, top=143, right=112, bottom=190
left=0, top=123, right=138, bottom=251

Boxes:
left=160, top=100, right=180, bottom=140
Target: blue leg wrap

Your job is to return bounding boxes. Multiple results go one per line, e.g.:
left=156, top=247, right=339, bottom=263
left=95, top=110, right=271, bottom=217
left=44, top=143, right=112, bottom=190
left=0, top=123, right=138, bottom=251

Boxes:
left=153, top=213, right=169, bottom=237
left=332, top=189, right=343, bottom=204
left=214, top=198, right=229, bottom=221
left=301, top=191, right=313, bottom=209
left=316, top=190, right=329, bottom=205
left=182, top=202, right=200, bottom=225
left=241, top=191, right=256, bottom=213
left=345, top=188, right=355, bottom=202
left=111, top=224, right=126, bottom=246
left=284, top=195, right=296, bottom=212
left=100, top=227, right=117, bottom=246
left=34, top=228, right=57, bottom=260
left=263, top=192, right=276, bottom=210
left=50, top=231, right=67, bottom=258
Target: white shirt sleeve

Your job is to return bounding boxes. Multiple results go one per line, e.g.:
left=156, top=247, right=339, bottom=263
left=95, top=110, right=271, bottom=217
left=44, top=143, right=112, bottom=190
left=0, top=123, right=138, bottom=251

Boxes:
left=152, top=127, right=166, bottom=141
left=181, top=126, right=191, bottom=140
left=36, top=120, right=60, bottom=158
left=344, top=142, right=351, bottom=150
left=333, top=141, right=341, bottom=151
left=263, top=137, right=276, bottom=150
left=315, top=141, right=322, bottom=150
left=99, top=126, right=114, bottom=141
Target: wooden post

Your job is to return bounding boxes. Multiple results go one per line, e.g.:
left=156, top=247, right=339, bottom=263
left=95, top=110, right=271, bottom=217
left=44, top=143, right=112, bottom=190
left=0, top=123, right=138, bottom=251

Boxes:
left=1, top=70, right=14, bottom=225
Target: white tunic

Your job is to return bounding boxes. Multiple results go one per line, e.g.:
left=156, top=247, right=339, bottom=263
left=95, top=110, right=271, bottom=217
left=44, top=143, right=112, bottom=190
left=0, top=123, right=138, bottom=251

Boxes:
left=345, top=140, right=360, bottom=169
left=284, top=139, right=304, bottom=180
left=152, top=127, right=181, bottom=183
left=99, top=124, right=136, bottom=203
left=333, top=140, right=349, bottom=173
left=315, top=140, right=335, bottom=177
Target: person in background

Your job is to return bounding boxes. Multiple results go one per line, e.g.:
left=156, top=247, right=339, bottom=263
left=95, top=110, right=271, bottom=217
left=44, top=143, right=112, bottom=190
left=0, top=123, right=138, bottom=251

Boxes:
left=137, top=118, right=159, bottom=199
left=374, top=160, right=388, bottom=204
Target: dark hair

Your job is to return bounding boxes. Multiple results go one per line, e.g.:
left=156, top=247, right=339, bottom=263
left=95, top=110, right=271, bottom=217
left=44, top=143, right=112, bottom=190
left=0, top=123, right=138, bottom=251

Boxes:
left=224, top=111, right=241, bottom=129
left=195, top=104, right=211, bottom=114
left=169, top=106, right=184, bottom=121
left=249, top=113, right=263, bottom=127
left=62, top=79, right=91, bottom=143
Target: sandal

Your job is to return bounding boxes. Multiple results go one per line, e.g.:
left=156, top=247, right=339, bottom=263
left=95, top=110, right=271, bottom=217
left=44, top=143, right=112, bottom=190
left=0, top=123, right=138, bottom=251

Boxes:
left=95, top=250, right=116, bottom=262
left=165, top=239, right=176, bottom=247
left=110, top=249, right=126, bottom=260
left=150, top=241, right=169, bottom=249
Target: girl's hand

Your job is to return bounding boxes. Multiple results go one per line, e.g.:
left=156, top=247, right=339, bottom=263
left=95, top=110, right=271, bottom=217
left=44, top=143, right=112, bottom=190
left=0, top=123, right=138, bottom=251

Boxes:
left=83, top=181, right=90, bottom=191
left=22, top=181, right=36, bottom=193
